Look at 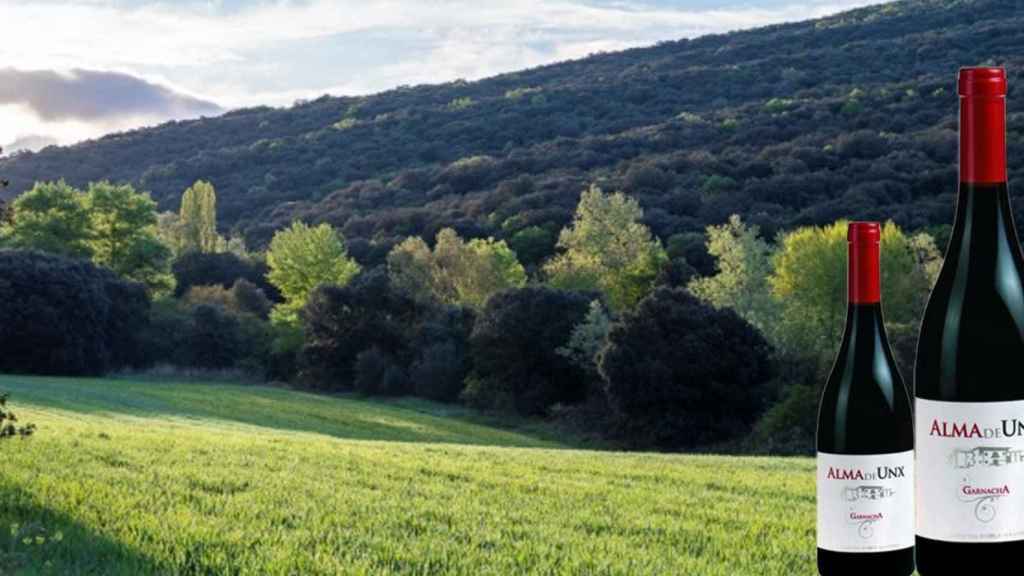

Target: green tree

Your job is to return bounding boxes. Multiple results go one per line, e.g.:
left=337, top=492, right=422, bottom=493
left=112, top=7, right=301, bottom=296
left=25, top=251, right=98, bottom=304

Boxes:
left=556, top=299, right=612, bottom=381
left=178, top=180, right=221, bottom=254
left=688, top=215, right=778, bottom=339
left=267, top=221, right=361, bottom=325
left=2, top=180, right=92, bottom=258
left=769, top=220, right=931, bottom=363
left=86, top=181, right=173, bottom=293
left=544, top=185, right=667, bottom=311
left=388, top=228, right=527, bottom=310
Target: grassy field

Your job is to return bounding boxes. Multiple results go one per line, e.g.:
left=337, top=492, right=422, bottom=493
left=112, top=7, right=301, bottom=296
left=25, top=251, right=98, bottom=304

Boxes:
left=0, top=375, right=816, bottom=575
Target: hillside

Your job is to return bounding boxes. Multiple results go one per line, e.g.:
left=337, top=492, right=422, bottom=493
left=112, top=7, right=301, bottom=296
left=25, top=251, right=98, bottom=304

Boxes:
left=0, top=376, right=814, bottom=574
left=2, top=0, right=1021, bottom=261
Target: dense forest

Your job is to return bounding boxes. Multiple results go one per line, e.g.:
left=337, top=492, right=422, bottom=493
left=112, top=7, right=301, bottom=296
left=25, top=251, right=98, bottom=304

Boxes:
left=2, top=0, right=1021, bottom=263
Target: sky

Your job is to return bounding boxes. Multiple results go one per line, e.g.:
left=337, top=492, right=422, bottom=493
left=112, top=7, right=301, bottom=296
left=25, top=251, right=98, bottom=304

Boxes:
left=0, top=0, right=888, bottom=152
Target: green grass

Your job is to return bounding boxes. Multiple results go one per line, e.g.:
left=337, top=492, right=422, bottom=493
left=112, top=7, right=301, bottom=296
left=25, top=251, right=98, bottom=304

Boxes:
left=0, top=375, right=816, bottom=575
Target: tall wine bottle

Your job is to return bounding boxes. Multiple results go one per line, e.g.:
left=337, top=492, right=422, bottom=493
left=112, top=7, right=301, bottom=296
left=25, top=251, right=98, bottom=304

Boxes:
left=915, top=67, right=1024, bottom=572
left=817, top=222, right=915, bottom=576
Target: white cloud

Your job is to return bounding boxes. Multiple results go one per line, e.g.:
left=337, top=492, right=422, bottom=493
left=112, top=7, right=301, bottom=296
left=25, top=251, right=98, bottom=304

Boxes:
left=0, top=0, right=888, bottom=143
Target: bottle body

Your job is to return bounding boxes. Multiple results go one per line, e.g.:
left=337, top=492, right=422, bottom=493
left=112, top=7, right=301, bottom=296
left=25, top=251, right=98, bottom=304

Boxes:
left=915, top=67, right=1024, bottom=573
left=817, top=223, right=915, bottom=576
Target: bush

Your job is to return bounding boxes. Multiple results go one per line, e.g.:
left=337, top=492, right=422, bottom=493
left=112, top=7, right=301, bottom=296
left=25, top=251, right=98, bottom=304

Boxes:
left=172, top=251, right=280, bottom=301
left=231, top=279, right=273, bottom=319
left=301, top=268, right=423, bottom=391
left=186, top=305, right=243, bottom=370
left=0, top=249, right=149, bottom=376
left=412, top=342, right=465, bottom=402
left=266, top=323, right=304, bottom=383
left=468, top=287, right=592, bottom=415
left=411, top=306, right=475, bottom=402
left=0, top=392, right=35, bottom=440
left=748, top=384, right=817, bottom=455
left=354, top=347, right=393, bottom=395
left=183, top=279, right=272, bottom=319
left=138, top=298, right=272, bottom=376
left=600, top=287, right=774, bottom=450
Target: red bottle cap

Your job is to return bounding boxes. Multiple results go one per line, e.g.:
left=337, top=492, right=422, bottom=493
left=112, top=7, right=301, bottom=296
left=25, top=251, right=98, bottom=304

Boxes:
left=959, top=67, right=1008, bottom=184
left=959, top=67, right=1007, bottom=97
left=848, top=222, right=880, bottom=304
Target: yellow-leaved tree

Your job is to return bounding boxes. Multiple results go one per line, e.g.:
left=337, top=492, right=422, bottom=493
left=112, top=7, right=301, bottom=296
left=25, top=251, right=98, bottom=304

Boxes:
left=544, top=185, right=667, bottom=312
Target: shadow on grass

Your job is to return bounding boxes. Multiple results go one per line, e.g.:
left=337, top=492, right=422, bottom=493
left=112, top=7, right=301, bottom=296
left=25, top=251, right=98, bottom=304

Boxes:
left=0, top=482, right=162, bottom=576
left=0, top=375, right=565, bottom=449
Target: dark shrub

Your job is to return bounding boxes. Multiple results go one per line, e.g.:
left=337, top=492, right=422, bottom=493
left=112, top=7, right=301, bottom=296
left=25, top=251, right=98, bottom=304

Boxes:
left=411, top=306, right=474, bottom=402
left=183, top=279, right=272, bottom=319
left=139, top=298, right=271, bottom=375
left=468, top=286, right=591, bottom=415
left=380, top=364, right=409, bottom=396
left=172, top=251, right=281, bottom=301
left=412, top=342, right=467, bottom=402
left=138, top=299, right=192, bottom=367
left=231, top=279, right=272, bottom=319
left=301, top=268, right=423, bottom=391
left=749, top=384, right=817, bottom=455
left=0, top=250, right=149, bottom=376
left=266, top=324, right=303, bottom=383
left=600, top=287, right=774, bottom=450
left=183, top=305, right=243, bottom=370
left=354, top=347, right=392, bottom=395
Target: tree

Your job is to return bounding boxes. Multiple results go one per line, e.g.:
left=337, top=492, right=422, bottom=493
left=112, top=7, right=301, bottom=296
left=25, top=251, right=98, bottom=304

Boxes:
left=507, top=225, right=557, bottom=268
left=410, top=306, right=476, bottom=402
left=0, top=250, right=149, bottom=376
left=86, top=181, right=173, bottom=293
left=688, top=215, right=778, bottom=340
left=2, top=180, right=92, bottom=258
left=267, top=221, right=361, bottom=325
left=556, top=299, right=612, bottom=381
left=388, top=228, right=527, bottom=310
left=466, top=287, right=592, bottom=415
left=544, top=185, right=667, bottom=311
left=302, top=269, right=422, bottom=390
left=600, top=287, right=774, bottom=449
left=172, top=251, right=280, bottom=301
left=178, top=180, right=221, bottom=254
left=769, top=220, right=932, bottom=364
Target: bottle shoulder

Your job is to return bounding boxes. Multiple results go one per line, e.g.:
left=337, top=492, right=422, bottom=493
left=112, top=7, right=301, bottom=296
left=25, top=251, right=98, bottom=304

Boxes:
left=817, top=350, right=913, bottom=454
left=916, top=255, right=1024, bottom=399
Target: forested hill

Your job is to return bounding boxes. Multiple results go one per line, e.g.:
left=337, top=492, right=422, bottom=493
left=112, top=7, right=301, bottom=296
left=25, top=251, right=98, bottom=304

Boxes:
left=2, top=0, right=1022, bottom=261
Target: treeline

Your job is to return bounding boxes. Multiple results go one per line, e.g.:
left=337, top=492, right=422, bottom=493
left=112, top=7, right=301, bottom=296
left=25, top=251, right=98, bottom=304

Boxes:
left=0, top=177, right=941, bottom=453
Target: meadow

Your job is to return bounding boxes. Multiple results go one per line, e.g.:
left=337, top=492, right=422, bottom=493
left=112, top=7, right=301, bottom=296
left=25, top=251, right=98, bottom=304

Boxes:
left=0, top=376, right=816, bottom=575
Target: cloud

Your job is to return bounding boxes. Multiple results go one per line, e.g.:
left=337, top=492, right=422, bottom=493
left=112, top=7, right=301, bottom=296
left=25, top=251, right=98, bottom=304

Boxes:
left=2, top=134, right=58, bottom=156
left=0, top=0, right=887, bottom=144
left=0, top=0, right=889, bottom=107
left=0, top=68, right=222, bottom=123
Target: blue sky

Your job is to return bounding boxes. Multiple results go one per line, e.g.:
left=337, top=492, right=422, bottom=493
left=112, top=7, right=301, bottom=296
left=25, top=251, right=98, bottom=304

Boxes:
left=0, top=0, right=888, bottom=150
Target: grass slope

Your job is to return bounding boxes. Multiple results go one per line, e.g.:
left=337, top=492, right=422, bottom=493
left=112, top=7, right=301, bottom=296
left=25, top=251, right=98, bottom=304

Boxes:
left=0, top=376, right=815, bottom=575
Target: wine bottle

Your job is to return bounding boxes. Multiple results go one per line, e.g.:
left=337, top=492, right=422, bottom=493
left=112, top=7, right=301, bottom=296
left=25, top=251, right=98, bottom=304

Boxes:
left=915, top=67, right=1024, bottom=572
left=817, top=222, right=915, bottom=575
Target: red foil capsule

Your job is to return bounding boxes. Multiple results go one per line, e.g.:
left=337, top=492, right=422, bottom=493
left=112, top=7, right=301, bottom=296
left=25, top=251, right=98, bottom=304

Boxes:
left=848, top=222, right=880, bottom=304
left=959, top=67, right=1007, bottom=184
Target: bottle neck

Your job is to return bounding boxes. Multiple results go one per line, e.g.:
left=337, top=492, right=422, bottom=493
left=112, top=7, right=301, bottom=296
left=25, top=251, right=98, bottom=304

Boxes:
left=949, top=91, right=1015, bottom=258
left=848, top=239, right=880, bottom=304
left=960, top=93, right=1007, bottom=184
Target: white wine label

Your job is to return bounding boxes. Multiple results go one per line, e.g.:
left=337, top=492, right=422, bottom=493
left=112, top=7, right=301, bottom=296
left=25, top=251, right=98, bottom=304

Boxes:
left=916, top=398, right=1024, bottom=542
left=817, top=450, right=914, bottom=553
